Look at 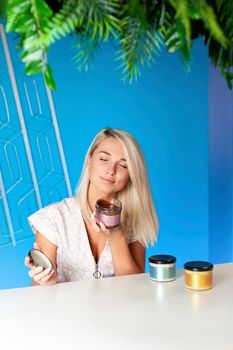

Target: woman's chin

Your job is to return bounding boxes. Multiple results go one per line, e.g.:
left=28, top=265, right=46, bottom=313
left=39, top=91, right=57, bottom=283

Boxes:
left=97, top=186, right=116, bottom=198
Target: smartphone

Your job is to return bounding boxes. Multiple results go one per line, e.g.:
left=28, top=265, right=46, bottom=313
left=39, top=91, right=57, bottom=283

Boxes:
left=28, top=249, right=53, bottom=271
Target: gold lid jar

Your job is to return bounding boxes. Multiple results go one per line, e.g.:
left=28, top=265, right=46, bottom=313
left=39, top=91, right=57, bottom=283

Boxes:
left=95, top=198, right=122, bottom=229
left=184, top=261, right=214, bottom=291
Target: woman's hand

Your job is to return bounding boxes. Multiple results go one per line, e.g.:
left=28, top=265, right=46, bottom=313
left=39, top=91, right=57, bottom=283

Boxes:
left=25, top=242, right=58, bottom=286
left=90, top=212, right=124, bottom=242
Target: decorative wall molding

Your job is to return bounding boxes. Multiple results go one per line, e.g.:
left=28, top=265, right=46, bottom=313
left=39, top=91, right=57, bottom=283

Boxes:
left=0, top=24, right=72, bottom=247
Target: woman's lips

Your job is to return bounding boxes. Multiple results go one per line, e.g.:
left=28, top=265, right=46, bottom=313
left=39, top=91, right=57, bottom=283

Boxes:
left=100, top=176, right=115, bottom=184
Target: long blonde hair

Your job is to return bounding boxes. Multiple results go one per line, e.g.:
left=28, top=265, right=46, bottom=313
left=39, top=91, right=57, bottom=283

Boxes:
left=76, top=128, right=159, bottom=246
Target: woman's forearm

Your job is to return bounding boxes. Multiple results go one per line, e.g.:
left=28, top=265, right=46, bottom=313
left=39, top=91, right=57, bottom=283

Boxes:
left=109, top=230, right=141, bottom=276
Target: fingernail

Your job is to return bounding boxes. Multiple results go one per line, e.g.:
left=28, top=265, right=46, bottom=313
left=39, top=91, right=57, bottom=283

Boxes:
left=36, top=266, right=43, bottom=272
left=100, top=223, right=105, bottom=230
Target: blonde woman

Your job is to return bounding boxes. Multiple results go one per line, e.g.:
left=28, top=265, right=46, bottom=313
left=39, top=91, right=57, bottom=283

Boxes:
left=25, top=128, right=159, bottom=285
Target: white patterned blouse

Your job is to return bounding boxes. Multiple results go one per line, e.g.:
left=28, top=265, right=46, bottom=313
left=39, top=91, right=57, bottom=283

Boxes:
left=27, top=197, right=139, bottom=283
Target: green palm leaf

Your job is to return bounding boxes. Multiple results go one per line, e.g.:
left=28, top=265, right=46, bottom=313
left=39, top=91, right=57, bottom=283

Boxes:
left=6, top=0, right=55, bottom=89
left=3, top=0, right=233, bottom=89
left=117, top=1, right=163, bottom=83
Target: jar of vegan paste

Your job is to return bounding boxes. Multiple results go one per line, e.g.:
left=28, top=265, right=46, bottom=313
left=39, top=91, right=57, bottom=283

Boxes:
left=184, top=261, right=214, bottom=291
left=95, top=198, right=122, bottom=229
left=149, top=255, right=176, bottom=282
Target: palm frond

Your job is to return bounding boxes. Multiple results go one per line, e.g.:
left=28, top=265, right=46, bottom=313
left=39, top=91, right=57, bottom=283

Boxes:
left=3, top=0, right=233, bottom=89
left=117, top=2, right=163, bottom=83
left=44, top=0, right=121, bottom=76
left=45, top=0, right=120, bottom=46
left=6, top=0, right=55, bottom=89
left=0, top=0, right=8, bottom=19
left=216, top=0, right=233, bottom=39
left=72, top=30, right=100, bottom=73
left=202, top=0, right=233, bottom=88
left=191, top=0, right=228, bottom=47
left=169, top=0, right=191, bottom=46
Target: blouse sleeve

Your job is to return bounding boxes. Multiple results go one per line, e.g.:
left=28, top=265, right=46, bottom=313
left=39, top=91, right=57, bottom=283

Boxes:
left=27, top=204, right=61, bottom=246
left=125, top=227, right=140, bottom=244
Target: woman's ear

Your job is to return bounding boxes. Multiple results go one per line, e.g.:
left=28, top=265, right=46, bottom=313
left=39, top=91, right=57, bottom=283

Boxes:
left=86, top=154, right=91, bottom=167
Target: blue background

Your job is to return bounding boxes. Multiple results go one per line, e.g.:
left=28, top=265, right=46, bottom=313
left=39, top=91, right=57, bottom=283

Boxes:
left=0, top=31, right=232, bottom=290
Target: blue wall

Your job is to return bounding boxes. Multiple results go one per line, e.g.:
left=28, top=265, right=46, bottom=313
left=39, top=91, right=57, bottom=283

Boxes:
left=0, top=29, right=231, bottom=290
left=208, top=65, right=233, bottom=263
left=50, top=37, right=209, bottom=268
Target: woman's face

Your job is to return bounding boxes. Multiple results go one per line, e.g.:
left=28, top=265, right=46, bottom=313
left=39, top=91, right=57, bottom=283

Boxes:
left=87, top=137, right=130, bottom=198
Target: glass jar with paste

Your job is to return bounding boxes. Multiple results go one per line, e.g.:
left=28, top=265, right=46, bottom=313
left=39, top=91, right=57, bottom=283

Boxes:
left=149, top=254, right=176, bottom=282
left=184, top=261, right=214, bottom=291
left=95, top=198, right=122, bottom=229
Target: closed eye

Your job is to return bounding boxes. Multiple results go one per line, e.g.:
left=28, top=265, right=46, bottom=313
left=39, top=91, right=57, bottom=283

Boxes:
left=100, top=158, right=108, bottom=161
left=119, top=164, right=127, bottom=169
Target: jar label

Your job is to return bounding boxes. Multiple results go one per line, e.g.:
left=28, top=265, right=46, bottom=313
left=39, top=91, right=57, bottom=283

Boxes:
left=149, top=264, right=176, bottom=281
left=185, top=271, right=212, bottom=290
left=95, top=211, right=121, bottom=228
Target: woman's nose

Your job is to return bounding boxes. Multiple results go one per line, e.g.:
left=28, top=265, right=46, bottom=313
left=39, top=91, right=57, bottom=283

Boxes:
left=107, top=164, right=116, bottom=175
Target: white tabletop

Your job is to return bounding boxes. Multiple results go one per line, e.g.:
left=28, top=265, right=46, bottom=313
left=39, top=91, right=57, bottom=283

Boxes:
left=0, top=263, right=233, bottom=350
